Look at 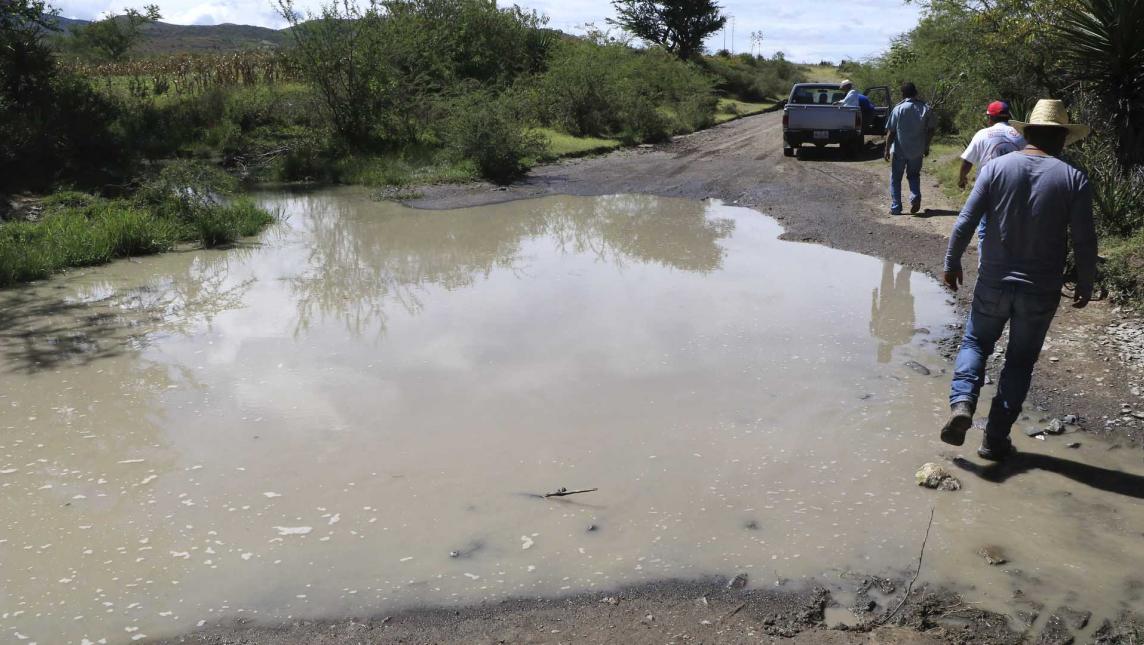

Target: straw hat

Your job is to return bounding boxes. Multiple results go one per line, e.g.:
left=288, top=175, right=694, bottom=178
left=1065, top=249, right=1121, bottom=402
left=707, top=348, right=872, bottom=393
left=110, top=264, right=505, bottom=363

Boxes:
left=840, top=79, right=853, bottom=88
left=1011, top=99, right=1090, bottom=146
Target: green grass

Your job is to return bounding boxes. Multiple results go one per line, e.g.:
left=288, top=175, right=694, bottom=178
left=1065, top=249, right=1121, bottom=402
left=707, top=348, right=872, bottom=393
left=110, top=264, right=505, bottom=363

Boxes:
left=333, top=154, right=474, bottom=187
left=532, top=128, right=622, bottom=159
left=715, top=98, right=776, bottom=124
left=925, top=141, right=972, bottom=203
left=0, top=193, right=275, bottom=288
left=799, top=64, right=845, bottom=84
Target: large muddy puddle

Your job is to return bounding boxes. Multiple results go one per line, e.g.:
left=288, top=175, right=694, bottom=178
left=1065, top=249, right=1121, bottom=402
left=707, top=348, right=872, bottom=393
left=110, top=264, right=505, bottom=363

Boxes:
left=1, top=190, right=1141, bottom=643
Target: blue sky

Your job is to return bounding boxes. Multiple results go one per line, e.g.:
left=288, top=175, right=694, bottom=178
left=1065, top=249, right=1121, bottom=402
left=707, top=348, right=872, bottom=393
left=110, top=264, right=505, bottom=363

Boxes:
left=52, top=0, right=922, bottom=62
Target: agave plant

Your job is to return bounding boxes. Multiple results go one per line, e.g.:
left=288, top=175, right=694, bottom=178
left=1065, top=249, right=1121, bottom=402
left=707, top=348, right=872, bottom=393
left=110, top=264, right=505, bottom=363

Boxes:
left=1057, top=0, right=1144, bottom=166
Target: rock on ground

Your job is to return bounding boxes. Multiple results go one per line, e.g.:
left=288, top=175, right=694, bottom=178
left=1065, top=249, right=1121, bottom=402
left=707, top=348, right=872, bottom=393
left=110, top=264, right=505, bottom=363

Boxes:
left=916, top=463, right=961, bottom=491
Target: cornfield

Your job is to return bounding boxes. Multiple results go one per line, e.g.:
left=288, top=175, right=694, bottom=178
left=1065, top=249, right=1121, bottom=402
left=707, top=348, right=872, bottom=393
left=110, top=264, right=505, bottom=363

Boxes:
left=66, top=51, right=302, bottom=96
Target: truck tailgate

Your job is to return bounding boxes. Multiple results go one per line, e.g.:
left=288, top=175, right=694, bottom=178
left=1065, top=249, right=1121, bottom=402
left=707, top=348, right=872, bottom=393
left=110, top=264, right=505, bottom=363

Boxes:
left=785, top=105, right=859, bottom=130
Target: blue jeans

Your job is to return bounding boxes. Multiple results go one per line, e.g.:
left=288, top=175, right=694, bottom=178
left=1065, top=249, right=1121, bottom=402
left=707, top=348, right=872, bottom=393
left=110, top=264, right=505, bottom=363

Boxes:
left=950, top=282, right=1061, bottom=440
left=889, top=154, right=922, bottom=213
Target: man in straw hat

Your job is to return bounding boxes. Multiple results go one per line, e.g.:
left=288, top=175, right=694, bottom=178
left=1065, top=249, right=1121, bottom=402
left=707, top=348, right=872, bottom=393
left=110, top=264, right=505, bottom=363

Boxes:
left=939, top=99, right=1097, bottom=460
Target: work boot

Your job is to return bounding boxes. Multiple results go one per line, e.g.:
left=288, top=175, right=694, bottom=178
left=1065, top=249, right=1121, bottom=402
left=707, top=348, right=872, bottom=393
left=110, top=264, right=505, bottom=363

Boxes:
left=977, top=435, right=1016, bottom=461
left=910, top=199, right=921, bottom=215
left=979, top=401, right=1019, bottom=461
left=939, top=401, right=974, bottom=446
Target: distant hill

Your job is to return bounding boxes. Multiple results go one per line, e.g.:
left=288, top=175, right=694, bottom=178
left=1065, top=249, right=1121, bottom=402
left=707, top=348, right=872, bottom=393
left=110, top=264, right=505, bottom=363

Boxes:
left=50, top=16, right=290, bottom=54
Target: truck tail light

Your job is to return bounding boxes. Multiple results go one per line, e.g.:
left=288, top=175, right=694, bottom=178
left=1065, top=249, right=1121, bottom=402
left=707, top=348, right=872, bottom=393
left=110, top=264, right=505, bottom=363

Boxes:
left=782, top=112, right=788, bottom=128
left=855, top=112, right=862, bottom=129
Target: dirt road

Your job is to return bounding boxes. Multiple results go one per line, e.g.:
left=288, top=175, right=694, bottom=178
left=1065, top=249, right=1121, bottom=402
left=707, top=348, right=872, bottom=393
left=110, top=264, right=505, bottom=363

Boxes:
left=161, top=113, right=1143, bottom=645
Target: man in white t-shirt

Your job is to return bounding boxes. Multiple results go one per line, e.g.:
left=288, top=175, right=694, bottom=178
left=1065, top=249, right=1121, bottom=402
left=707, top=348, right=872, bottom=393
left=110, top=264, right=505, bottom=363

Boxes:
left=958, top=101, right=1026, bottom=189
left=837, top=80, right=860, bottom=107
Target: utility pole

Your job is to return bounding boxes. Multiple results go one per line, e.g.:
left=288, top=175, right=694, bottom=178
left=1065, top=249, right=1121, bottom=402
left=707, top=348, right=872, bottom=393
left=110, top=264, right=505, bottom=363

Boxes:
left=730, top=15, right=735, bottom=55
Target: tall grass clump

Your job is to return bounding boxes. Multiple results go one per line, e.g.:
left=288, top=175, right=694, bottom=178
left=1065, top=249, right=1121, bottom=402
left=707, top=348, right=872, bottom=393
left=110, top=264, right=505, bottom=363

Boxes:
left=189, top=197, right=275, bottom=247
left=0, top=161, right=275, bottom=288
left=0, top=199, right=180, bottom=286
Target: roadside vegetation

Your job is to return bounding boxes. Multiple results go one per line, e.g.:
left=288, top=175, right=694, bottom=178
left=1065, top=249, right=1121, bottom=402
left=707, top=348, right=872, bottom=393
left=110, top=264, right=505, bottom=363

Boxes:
left=3, top=0, right=804, bottom=196
left=0, top=161, right=275, bottom=287
left=840, top=0, right=1144, bottom=305
left=1, top=0, right=804, bottom=287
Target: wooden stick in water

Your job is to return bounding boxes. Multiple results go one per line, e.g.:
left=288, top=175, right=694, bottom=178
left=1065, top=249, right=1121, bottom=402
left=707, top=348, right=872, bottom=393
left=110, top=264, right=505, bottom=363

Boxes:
left=543, top=487, right=598, bottom=498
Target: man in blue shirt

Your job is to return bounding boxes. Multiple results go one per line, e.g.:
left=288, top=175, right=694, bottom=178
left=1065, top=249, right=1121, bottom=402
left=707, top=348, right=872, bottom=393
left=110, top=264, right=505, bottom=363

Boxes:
left=938, top=99, right=1095, bottom=460
left=883, top=82, right=936, bottom=215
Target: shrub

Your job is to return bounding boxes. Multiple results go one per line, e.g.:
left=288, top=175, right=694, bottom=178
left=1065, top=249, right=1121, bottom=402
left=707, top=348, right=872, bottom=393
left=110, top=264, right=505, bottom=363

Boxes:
left=1102, top=230, right=1144, bottom=304
left=534, top=40, right=628, bottom=137
left=535, top=40, right=716, bottom=142
left=1069, top=133, right=1144, bottom=237
left=445, top=92, right=544, bottom=184
left=136, top=159, right=239, bottom=219
left=701, top=53, right=804, bottom=102
left=274, top=134, right=340, bottom=183
left=277, top=0, right=549, bottom=148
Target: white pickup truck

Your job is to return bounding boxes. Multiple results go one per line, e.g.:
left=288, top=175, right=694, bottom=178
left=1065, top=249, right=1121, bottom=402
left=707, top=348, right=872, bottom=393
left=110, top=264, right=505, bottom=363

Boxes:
left=782, top=83, right=890, bottom=158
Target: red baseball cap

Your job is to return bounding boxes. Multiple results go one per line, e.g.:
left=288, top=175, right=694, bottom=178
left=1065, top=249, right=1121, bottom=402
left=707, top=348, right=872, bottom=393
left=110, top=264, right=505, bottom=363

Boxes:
left=986, top=101, right=1011, bottom=117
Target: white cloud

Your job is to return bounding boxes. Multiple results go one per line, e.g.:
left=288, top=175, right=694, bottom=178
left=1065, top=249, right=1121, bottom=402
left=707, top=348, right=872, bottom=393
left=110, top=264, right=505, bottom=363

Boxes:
left=51, top=0, right=921, bottom=62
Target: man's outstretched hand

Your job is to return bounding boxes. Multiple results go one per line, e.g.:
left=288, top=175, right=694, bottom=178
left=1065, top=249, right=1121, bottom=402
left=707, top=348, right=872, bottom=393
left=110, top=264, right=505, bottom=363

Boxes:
left=942, top=269, right=963, bottom=292
left=1073, top=287, right=1092, bottom=309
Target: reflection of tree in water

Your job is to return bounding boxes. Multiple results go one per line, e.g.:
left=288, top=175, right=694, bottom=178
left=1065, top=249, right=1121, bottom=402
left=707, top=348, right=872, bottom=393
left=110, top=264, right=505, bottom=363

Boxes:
left=112, top=250, right=258, bottom=335
left=869, top=261, right=915, bottom=363
left=546, top=194, right=734, bottom=272
left=0, top=250, right=256, bottom=373
left=290, top=193, right=735, bottom=337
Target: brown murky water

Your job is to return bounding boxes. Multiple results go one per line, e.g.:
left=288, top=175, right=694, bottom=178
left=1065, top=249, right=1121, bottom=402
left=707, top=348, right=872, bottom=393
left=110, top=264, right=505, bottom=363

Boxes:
left=1, top=190, right=1141, bottom=644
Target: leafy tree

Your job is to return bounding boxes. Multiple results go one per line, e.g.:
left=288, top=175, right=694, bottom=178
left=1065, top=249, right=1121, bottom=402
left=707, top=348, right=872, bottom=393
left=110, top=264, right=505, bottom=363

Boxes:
left=1, top=0, right=123, bottom=192
left=1, top=0, right=57, bottom=104
left=71, top=5, right=161, bottom=62
left=277, top=0, right=550, bottom=146
left=607, top=0, right=726, bottom=61
left=2, top=0, right=62, bottom=189
left=1056, top=0, right=1144, bottom=166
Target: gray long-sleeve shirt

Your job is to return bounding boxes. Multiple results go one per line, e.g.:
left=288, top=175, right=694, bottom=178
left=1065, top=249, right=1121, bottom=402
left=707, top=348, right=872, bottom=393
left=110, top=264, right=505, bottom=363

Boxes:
left=944, top=152, right=1097, bottom=295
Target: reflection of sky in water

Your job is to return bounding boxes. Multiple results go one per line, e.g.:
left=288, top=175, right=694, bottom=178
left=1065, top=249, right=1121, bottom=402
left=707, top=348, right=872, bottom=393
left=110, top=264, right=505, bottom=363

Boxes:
left=1, top=191, right=1141, bottom=645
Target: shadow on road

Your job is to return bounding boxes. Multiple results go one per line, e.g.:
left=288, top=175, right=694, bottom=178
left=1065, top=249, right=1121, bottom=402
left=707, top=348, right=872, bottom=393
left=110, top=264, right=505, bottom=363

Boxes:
left=914, top=208, right=960, bottom=218
left=795, top=142, right=884, bottom=163
left=952, top=451, right=1144, bottom=500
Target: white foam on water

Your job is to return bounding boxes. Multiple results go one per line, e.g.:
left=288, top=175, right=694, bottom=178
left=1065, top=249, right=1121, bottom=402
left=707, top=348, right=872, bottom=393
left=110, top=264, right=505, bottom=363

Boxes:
left=272, top=527, right=311, bottom=536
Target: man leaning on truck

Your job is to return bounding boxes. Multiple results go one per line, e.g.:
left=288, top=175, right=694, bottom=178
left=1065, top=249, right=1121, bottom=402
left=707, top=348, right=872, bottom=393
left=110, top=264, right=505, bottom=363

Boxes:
left=837, top=80, right=875, bottom=128
left=883, top=82, right=936, bottom=215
